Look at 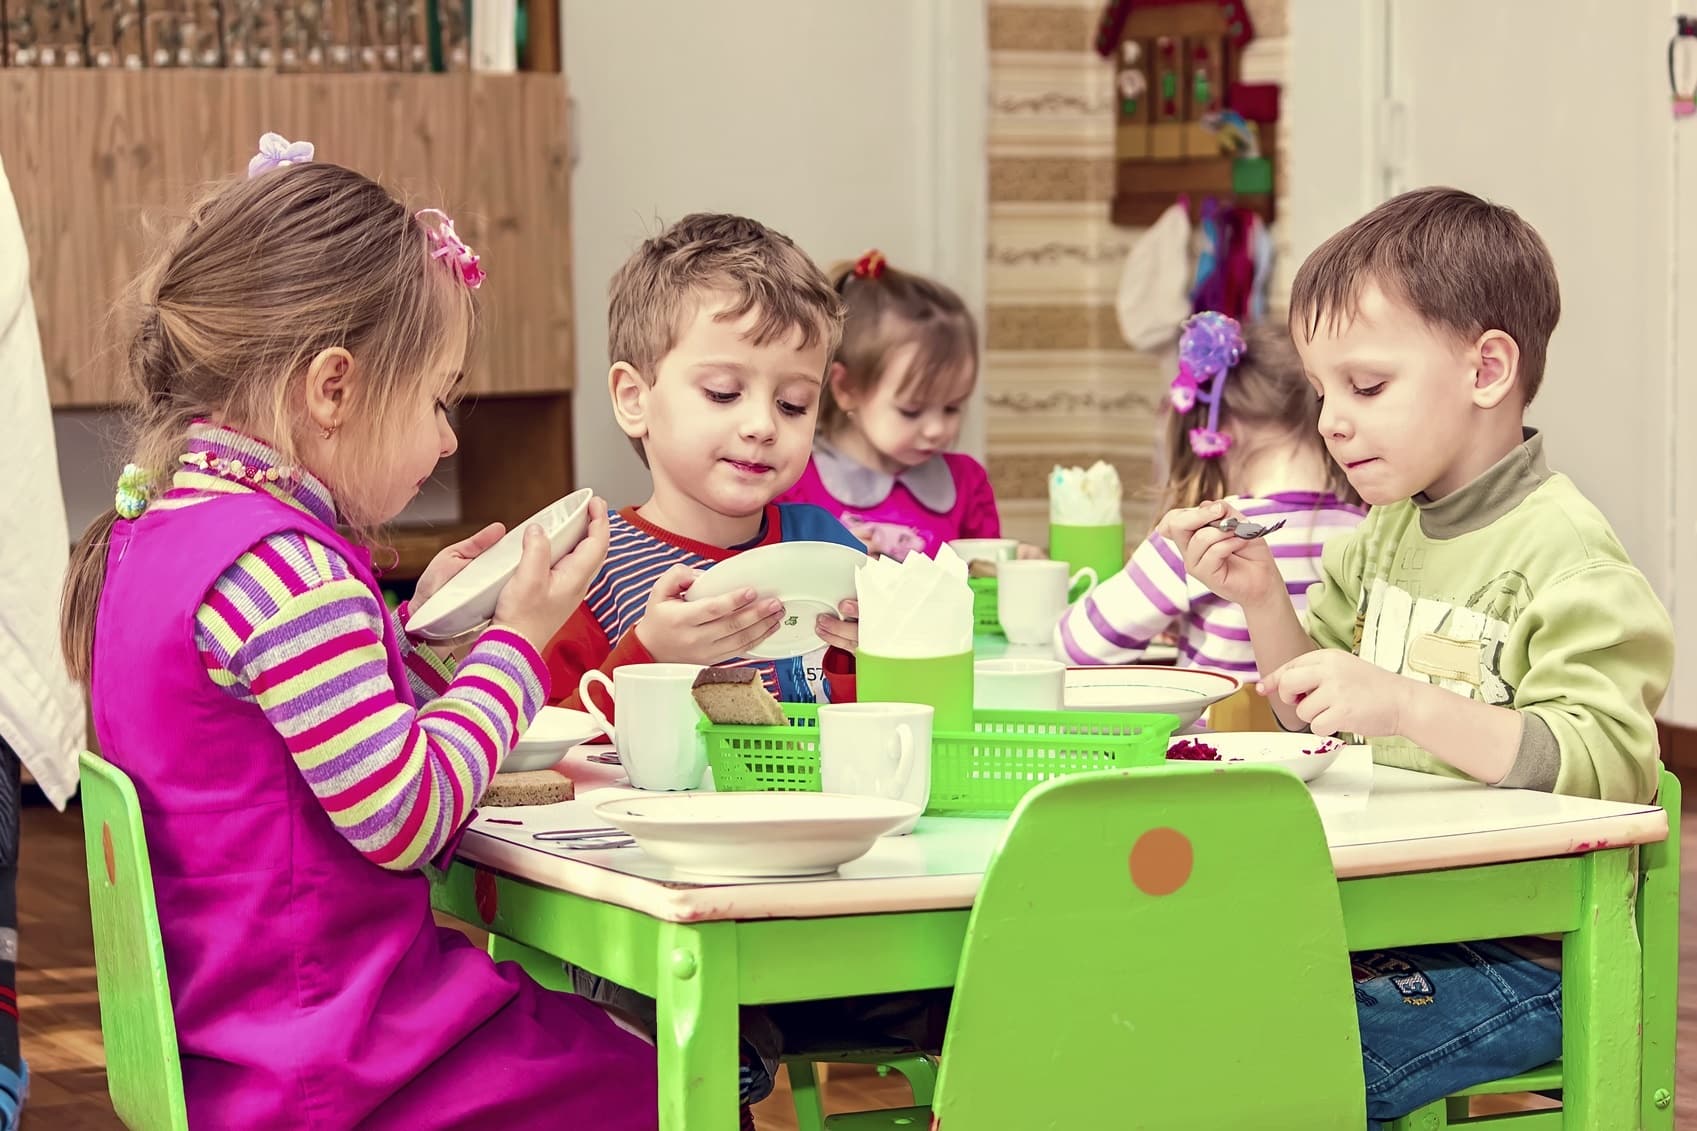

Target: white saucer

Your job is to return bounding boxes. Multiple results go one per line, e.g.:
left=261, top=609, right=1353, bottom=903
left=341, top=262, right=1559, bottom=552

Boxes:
left=593, top=792, right=918, bottom=877
left=407, top=489, right=593, bottom=641
left=1064, top=664, right=1241, bottom=728
left=685, top=541, right=867, bottom=659
left=945, top=538, right=1018, bottom=564
left=1167, top=732, right=1348, bottom=783
left=502, top=706, right=601, bottom=773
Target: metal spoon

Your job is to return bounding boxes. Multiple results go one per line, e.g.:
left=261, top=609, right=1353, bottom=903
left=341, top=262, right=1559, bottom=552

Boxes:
left=1209, top=516, right=1286, bottom=540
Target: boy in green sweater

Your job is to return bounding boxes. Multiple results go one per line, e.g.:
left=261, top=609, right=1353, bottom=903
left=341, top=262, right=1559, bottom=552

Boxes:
left=1163, top=187, right=1673, bottom=1123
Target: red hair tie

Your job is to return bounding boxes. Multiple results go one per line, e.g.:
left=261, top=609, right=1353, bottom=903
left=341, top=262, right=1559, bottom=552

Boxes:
left=853, top=249, right=887, bottom=280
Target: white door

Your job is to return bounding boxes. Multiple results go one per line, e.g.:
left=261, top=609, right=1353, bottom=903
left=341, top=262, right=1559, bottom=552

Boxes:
left=1383, top=0, right=1674, bottom=591
left=560, top=0, right=988, bottom=505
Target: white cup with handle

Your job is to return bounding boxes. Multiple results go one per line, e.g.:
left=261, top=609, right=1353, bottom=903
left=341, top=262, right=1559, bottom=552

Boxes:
left=818, top=702, right=933, bottom=835
left=974, top=658, right=1066, bottom=712
left=997, top=560, right=1098, bottom=646
left=578, top=663, right=706, bottom=791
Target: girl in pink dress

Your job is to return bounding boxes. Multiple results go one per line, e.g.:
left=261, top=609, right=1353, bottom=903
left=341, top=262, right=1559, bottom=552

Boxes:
left=59, top=136, right=659, bottom=1129
left=782, top=250, right=1003, bottom=559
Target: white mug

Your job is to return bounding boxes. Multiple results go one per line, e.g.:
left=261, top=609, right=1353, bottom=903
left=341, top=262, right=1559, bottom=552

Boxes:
left=818, top=702, right=933, bottom=835
left=974, top=658, right=1066, bottom=712
left=997, top=560, right=1098, bottom=646
left=578, top=663, right=706, bottom=791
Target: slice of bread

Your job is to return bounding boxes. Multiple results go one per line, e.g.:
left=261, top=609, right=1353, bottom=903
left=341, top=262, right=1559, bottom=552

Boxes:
left=482, top=770, right=574, bottom=807
left=691, top=666, right=788, bottom=726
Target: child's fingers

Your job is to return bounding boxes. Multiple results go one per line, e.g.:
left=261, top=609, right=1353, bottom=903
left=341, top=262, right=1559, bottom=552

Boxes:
left=815, top=615, right=856, bottom=651
left=507, top=525, right=551, bottom=592
left=453, top=521, right=506, bottom=559
left=1264, top=660, right=1322, bottom=705
left=648, top=563, right=702, bottom=604
left=715, top=607, right=785, bottom=654
left=1158, top=501, right=1229, bottom=542
left=1192, top=527, right=1254, bottom=578
left=687, top=588, right=766, bottom=626
left=837, top=599, right=859, bottom=620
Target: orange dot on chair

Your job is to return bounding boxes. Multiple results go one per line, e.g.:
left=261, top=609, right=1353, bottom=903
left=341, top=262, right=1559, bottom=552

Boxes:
left=1128, top=827, right=1192, bottom=895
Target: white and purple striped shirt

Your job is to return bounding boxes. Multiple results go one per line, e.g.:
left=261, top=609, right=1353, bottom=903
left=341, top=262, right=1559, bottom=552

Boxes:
left=1055, top=491, right=1365, bottom=677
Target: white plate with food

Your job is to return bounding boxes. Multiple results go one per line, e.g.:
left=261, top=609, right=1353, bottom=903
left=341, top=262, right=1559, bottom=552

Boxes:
left=1063, top=664, right=1241, bottom=728
left=684, top=541, right=867, bottom=660
left=502, top=706, right=601, bottom=773
left=592, top=792, right=919, bottom=877
left=407, top=488, right=594, bottom=641
left=1166, top=732, right=1347, bottom=782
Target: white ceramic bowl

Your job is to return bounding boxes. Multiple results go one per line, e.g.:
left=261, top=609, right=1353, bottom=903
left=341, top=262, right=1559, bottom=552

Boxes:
left=684, top=541, right=867, bottom=660
left=501, top=706, right=601, bottom=773
left=407, top=488, right=594, bottom=641
left=1166, top=732, right=1346, bottom=783
left=593, top=792, right=919, bottom=877
left=1064, top=665, right=1242, bottom=728
left=945, top=538, right=1019, bottom=564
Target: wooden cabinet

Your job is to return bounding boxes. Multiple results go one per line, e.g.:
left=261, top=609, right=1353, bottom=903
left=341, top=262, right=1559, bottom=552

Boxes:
left=0, top=69, right=577, bottom=578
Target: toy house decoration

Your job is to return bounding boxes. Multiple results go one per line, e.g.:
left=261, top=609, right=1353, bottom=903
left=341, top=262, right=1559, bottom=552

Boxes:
left=1096, top=0, right=1279, bottom=228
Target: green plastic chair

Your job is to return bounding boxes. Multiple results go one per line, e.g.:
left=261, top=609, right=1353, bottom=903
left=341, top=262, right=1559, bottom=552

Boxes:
left=78, top=750, right=190, bottom=1131
left=824, top=764, right=1367, bottom=1129
left=1383, top=768, right=1682, bottom=1130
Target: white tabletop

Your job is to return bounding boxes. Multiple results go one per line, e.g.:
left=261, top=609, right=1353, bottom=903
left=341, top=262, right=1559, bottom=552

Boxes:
left=458, top=745, right=1668, bottom=925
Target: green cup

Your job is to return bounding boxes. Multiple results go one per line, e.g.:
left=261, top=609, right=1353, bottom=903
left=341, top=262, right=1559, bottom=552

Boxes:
left=1050, top=522, right=1126, bottom=588
left=856, top=650, right=974, bottom=734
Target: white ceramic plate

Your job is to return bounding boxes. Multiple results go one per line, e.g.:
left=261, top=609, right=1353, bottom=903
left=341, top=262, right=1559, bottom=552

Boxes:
left=501, top=706, right=601, bottom=773
left=945, top=538, right=1018, bottom=564
left=684, top=541, right=867, bottom=660
left=592, top=792, right=919, bottom=877
left=1064, top=664, right=1242, bottom=728
left=1166, top=732, right=1346, bottom=783
left=407, top=489, right=594, bottom=641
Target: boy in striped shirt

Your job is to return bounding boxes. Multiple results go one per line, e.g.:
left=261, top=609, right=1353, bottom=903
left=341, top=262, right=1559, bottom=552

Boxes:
left=544, top=212, right=864, bottom=709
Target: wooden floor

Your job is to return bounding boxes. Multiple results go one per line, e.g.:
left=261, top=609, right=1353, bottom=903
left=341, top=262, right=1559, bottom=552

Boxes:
left=21, top=798, right=1697, bottom=1129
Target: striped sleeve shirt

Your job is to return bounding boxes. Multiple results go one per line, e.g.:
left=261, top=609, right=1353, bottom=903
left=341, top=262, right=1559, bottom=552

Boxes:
left=167, top=423, right=548, bottom=872
left=1055, top=491, right=1365, bottom=677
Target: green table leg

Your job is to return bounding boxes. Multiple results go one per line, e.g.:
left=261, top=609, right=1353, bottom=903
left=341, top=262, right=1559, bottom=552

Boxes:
left=1562, top=847, right=1641, bottom=1130
left=656, top=920, right=740, bottom=1131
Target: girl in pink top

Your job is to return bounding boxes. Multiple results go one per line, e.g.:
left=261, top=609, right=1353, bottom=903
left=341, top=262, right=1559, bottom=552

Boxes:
left=782, top=250, right=1001, bottom=559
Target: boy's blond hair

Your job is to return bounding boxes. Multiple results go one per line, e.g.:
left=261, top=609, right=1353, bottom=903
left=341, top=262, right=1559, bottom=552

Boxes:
left=1290, top=187, right=1560, bottom=401
left=608, top=213, right=845, bottom=464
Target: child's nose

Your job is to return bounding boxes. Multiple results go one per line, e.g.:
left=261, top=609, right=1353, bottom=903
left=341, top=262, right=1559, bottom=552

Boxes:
left=438, top=414, right=459, bottom=458
left=1318, top=399, right=1350, bottom=440
left=738, top=402, right=777, bottom=440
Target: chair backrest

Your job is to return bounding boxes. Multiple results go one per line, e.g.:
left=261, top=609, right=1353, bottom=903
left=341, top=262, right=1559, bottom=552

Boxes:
left=78, top=751, right=189, bottom=1131
left=1640, top=768, right=1682, bottom=1130
left=931, top=764, right=1366, bottom=1130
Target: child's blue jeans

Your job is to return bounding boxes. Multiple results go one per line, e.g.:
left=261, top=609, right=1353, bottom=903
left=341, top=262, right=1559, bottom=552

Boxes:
left=1356, top=940, right=1563, bottom=1127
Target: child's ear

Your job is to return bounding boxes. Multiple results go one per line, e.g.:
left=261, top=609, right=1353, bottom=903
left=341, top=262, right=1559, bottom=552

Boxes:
left=609, top=362, right=651, bottom=441
left=826, top=361, right=856, bottom=411
left=303, top=347, right=356, bottom=433
left=1472, top=330, right=1520, bottom=410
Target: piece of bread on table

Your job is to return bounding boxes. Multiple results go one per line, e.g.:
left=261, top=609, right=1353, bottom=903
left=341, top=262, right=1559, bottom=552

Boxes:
left=482, top=771, right=574, bottom=807
left=691, top=666, right=788, bottom=726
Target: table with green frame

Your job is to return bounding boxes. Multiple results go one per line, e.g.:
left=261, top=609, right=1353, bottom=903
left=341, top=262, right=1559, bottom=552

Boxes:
left=429, top=743, right=1669, bottom=1131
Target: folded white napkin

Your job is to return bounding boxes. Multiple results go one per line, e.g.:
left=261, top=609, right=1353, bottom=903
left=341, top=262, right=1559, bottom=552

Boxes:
left=856, top=545, right=974, bottom=658
left=1049, top=461, right=1123, bottom=525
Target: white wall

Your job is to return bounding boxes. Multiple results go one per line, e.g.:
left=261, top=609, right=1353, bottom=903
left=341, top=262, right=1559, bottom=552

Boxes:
left=1289, top=0, right=1693, bottom=720
left=560, top=0, right=988, bottom=506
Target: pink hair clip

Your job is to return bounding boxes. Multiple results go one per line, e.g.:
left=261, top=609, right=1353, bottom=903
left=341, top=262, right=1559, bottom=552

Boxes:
left=415, top=208, right=485, bottom=290
left=248, top=132, right=314, bottom=178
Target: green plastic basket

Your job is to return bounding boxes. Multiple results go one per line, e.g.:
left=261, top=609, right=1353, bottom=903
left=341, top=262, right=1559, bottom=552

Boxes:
left=701, top=703, right=1179, bottom=815
left=969, top=577, right=1002, bottom=636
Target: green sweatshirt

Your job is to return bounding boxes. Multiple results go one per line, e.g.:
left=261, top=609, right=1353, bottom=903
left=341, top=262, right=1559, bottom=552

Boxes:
left=1304, top=431, right=1672, bottom=803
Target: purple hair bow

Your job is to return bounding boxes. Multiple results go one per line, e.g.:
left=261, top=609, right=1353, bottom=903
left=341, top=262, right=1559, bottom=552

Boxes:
left=1169, top=311, right=1246, bottom=459
left=248, top=132, right=315, bottom=178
